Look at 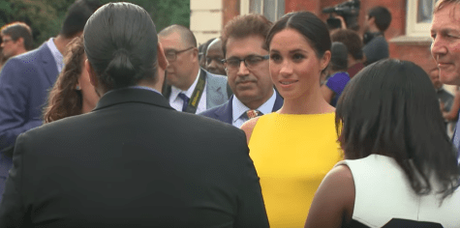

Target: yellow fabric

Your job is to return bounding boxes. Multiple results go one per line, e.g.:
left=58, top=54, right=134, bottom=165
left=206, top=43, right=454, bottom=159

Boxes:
left=249, top=112, right=342, bottom=228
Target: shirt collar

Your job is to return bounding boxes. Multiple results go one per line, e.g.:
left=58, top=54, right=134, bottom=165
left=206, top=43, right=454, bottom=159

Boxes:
left=232, top=88, right=277, bottom=123
left=170, top=68, right=201, bottom=100
left=46, top=38, right=64, bottom=73
left=103, top=86, right=162, bottom=97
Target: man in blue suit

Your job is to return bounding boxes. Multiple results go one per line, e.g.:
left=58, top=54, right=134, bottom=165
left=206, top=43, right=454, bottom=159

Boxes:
left=200, top=14, right=283, bottom=127
left=0, top=0, right=101, bottom=202
left=159, top=25, right=229, bottom=114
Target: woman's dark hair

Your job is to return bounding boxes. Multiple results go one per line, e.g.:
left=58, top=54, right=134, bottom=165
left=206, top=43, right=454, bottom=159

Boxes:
left=336, top=59, right=460, bottom=200
left=83, top=2, right=158, bottom=91
left=266, top=11, right=331, bottom=58
left=44, top=36, right=85, bottom=123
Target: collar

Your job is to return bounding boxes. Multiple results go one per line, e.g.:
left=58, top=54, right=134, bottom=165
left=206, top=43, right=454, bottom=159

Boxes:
left=94, top=87, right=172, bottom=111
left=104, top=85, right=162, bottom=97
left=232, top=88, right=276, bottom=123
left=45, top=38, right=64, bottom=73
left=170, top=68, right=202, bottom=100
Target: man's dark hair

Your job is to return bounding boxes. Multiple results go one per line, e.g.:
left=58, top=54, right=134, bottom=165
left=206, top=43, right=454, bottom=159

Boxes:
left=84, top=2, right=158, bottom=91
left=158, top=24, right=197, bottom=48
left=222, top=14, right=272, bottom=56
left=368, top=6, right=392, bottom=32
left=1, top=22, right=33, bottom=50
left=331, top=29, right=363, bottom=61
left=336, top=59, right=460, bottom=201
left=60, top=0, right=101, bottom=38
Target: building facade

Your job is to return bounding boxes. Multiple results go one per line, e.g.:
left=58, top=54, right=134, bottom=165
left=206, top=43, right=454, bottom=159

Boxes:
left=191, top=0, right=438, bottom=86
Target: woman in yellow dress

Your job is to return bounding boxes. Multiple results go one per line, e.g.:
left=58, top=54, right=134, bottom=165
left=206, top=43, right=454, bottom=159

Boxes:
left=241, top=11, right=343, bottom=227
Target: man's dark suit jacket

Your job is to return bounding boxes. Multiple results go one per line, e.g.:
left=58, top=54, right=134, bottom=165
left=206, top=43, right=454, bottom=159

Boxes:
left=0, top=88, right=269, bottom=228
left=199, top=92, right=284, bottom=126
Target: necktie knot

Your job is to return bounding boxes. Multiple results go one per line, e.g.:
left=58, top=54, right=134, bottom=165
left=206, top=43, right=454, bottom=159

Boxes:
left=246, top=110, right=262, bottom=119
left=178, top=93, right=190, bottom=112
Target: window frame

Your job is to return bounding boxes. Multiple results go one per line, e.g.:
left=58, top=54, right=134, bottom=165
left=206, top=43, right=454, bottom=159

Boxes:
left=406, top=0, right=437, bottom=37
left=240, top=0, right=284, bottom=22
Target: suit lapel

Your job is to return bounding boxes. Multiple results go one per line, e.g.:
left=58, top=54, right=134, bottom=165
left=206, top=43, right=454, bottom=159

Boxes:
left=214, top=96, right=233, bottom=124
left=272, top=91, right=284, bottom=112
left=205, top=71, right=225, bottom=109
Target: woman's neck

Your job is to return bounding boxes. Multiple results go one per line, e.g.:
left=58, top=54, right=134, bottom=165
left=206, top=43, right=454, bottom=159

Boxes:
left=278, top=85, right=335, bottom=114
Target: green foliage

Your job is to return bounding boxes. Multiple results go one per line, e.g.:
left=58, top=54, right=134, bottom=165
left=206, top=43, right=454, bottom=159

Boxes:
left=0, top=0, right=190, bottom=48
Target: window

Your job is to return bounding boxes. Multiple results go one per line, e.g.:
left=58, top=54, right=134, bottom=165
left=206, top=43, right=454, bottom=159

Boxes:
left=240, top=0, right=285, bottom=22
left=406, top=0, right=437, bottom=37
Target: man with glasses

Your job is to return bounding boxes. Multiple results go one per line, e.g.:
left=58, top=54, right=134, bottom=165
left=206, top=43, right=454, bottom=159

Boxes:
left=200, top=14, right=283, bottom=128
left=0, top=22, right=33, bottom=62
left=159, top=25, right=228, bottom=114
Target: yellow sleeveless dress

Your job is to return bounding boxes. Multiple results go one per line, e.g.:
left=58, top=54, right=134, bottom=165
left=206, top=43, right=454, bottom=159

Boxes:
left=248, top=112, right=342, bottom=228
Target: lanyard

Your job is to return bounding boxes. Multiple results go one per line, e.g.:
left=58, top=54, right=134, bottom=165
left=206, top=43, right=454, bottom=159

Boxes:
left=184, top=70, right=206, bottom=113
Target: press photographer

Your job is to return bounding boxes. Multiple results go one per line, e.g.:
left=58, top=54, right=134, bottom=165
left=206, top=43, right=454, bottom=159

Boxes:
left=322, top=0, right=360, bottom=30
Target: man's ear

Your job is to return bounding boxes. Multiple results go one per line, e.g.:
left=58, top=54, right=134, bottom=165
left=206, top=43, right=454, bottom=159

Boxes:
left=157, top=42, right=168, bottom=71
left=16, top=37, right=24, bottom=46
left=85, top=59, right=98, bottom=88
left=368, top=17, right=376, bottom=26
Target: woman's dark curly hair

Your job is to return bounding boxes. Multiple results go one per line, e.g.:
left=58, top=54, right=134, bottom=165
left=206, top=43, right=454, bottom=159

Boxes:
left=43, top=36, right=86, bottom=123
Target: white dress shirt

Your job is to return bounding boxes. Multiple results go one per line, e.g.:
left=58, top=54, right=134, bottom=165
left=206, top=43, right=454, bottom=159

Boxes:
left=169, top=69, right=207, bottom=113
left=46, top=38, right=64, bottom=73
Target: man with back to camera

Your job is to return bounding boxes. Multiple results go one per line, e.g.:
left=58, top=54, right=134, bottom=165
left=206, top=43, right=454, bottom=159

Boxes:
left=0, top=2, right=269, bottom=227
left=362, top=6, right=392, bottom=65
left=159, top=25, right=229, bottom=114
left=0, top=0, right=101, bottom=203
left=0, top=22, right=33, bottom=61
left=431, top=0, right=460, bottom=163
left=200, top=14, right=283, bottom=127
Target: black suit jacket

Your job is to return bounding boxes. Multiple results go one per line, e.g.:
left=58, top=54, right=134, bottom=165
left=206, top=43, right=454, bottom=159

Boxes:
left=0, top=88, right=268, bottom=228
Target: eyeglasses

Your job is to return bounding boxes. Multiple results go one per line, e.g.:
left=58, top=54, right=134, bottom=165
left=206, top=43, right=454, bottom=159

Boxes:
left=206, top=56, right=224, bottom=65
left=222, top=55, right=269, bottom=71
left=165, top=47, right=195, bottom=62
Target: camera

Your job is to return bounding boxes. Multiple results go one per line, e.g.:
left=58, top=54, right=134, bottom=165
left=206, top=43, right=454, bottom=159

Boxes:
left=322, top=0, right=360, bottom=30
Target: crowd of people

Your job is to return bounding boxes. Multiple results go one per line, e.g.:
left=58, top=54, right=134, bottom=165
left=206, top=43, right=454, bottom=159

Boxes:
left=0, top=0, right=459, bottom=227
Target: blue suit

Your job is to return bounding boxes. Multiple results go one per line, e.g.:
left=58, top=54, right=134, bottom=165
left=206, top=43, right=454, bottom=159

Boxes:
left=199, top=92, right=284, bottom=125
left=0, top=43, right=58, bottom=201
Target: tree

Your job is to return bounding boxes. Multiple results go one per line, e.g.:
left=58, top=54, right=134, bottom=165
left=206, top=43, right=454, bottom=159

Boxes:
left=0, top=0, right=190, bottom=48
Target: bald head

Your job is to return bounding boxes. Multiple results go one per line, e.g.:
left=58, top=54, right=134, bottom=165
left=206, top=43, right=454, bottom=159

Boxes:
left=158, top=24, right=197, bottom=48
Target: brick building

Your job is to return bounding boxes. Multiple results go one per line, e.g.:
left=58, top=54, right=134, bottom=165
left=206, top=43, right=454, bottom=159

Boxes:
left=191, top=0, right=438, bottom=80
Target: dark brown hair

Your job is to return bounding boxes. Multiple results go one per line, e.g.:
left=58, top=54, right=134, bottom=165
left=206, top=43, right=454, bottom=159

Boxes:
left=266, top=11, right=331, bottom=58
left=221, top=14, right=272, bottom=56
left=331, top=29, right=363, bottom=61
left=1, top=22, right=33, bottom=50
left=84, top=2, right=158, bottom=92
left=43, top=36, right=85, bottom=123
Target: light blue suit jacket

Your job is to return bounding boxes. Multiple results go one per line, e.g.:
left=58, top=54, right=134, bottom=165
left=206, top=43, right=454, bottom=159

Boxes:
left=163, top=69, right=229, bottom=112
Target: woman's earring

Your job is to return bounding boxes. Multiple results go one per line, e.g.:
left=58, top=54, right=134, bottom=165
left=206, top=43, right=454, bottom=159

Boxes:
left=76, top=85, right=81, bottom=90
